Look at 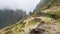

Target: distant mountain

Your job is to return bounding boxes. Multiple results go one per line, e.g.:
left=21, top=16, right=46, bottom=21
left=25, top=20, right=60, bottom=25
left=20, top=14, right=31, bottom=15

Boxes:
left=0, top=9, right=26, bottom=29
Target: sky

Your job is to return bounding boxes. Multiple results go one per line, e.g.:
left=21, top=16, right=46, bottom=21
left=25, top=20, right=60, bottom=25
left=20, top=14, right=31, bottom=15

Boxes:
left=0, top=0, right=40, bottom=14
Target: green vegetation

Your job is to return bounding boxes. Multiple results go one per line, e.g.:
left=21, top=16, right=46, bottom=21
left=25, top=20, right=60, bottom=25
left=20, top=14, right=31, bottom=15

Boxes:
left=33, top=0, right=60, bottom=16
left=47, top=10, right=60, bottom=19
left=48, top=14, right=57, bottom=19
left=29, top=20, right=36, bottom=25
left=0, top=0, right=60, bottom=34
left=29, top=18, right=41, bottom=25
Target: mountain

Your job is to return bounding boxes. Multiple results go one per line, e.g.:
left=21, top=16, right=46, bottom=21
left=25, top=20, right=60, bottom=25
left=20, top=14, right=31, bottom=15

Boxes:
left=33, top=0, right=60, bottom=15
left=0, top=0, right=60, bottom=34
left=0, top=9, right=26, bottom=29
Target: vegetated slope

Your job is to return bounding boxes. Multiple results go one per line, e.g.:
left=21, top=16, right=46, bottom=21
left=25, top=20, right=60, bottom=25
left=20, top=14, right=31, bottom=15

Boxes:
left=0, top=0, right=60, bottom=34
left=1, top=6, right=60, bottom=34
left=33, top=0, right=60, bottom=15
left=0, top=16, right=52, bottom=34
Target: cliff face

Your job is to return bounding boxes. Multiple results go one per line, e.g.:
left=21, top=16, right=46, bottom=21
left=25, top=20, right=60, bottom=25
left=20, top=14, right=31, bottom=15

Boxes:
left=0, top=0, right=60, bottom=34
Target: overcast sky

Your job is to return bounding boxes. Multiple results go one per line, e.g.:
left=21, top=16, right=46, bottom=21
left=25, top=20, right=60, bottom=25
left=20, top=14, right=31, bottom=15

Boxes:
left=0, top=0, right=40, bottom=14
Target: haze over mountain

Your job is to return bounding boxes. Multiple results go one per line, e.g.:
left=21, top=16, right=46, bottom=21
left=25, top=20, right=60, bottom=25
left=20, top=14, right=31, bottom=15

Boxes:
left=0, top=0, right=41, bottom=29
left=0, top=0, right=40, bottom=14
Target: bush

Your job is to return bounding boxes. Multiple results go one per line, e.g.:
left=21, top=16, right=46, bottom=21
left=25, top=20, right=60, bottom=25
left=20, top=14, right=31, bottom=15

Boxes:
left=48, top=14, right=58, bottom=19
left=48, top=14, right=57, bottom=19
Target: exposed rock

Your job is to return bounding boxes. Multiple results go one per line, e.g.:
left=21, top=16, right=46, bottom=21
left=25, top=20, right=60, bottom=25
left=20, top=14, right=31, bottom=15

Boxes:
left=31, top=28, right=45, bottom=34
left=5, top=31, right=12, bottom=34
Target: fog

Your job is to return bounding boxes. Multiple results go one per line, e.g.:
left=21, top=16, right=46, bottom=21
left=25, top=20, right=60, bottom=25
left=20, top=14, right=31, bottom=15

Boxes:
left=0, top=0, right=40, bottom=14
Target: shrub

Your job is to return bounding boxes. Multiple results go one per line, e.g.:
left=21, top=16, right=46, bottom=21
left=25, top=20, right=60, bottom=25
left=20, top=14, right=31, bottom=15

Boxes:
left=48, top=14, right=57, bottom=19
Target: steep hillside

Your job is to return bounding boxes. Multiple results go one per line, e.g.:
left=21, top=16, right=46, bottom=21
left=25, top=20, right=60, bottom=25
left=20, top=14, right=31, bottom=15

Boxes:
left=33, top=0, right=60, bottom=15
left=0, top=0, right=60, bottom=34
left=0, top=16, right=52, bottom=34
left=0, top=6, right=60, bottom=34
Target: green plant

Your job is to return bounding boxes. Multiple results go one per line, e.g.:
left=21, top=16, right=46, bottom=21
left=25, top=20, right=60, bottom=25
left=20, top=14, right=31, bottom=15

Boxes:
left=48, top=14, right=57, bottom=19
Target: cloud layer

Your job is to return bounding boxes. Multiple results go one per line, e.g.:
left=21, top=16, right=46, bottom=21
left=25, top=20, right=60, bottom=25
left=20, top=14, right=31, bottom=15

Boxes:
left=0, top=0, right=40, bottom=14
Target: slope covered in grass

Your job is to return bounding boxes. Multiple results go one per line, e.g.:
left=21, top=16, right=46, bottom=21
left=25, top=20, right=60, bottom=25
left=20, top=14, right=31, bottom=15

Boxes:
left=0, top=0, right=60, bottom=34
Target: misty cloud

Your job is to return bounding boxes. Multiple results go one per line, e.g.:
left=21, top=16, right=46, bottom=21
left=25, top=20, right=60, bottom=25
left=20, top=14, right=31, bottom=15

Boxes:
left=0, top=0, right=40, bottom=14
